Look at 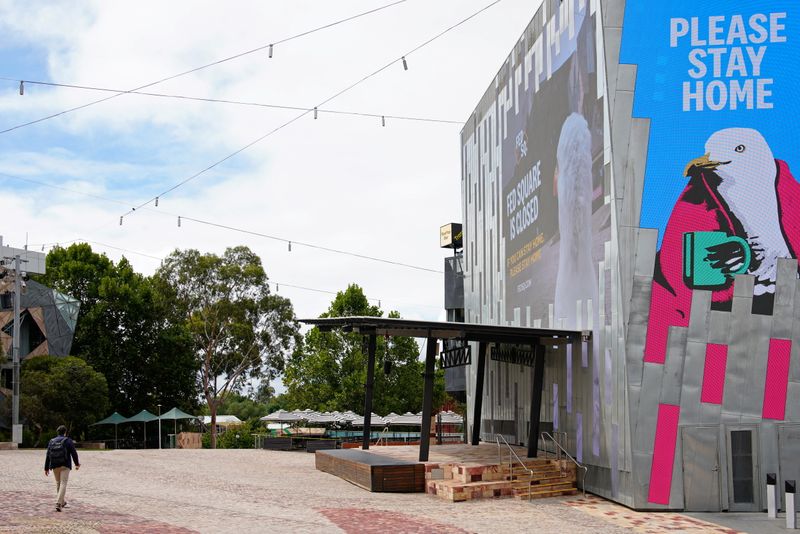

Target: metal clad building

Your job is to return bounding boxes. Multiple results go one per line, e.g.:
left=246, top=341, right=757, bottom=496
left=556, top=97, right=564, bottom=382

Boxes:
left=461, top=0, right=800, bottom=511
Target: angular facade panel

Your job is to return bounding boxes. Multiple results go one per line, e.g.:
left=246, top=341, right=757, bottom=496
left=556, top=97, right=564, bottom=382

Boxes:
left=461, top=0, right=800, bottom=511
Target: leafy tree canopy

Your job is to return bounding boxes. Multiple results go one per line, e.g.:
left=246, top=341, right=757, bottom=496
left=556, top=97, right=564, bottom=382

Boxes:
left=283, top=284, right=444, bottom=415
left=33, top=244, right=199, bottom=414
left=156, top=246, right=300, bottom=448
left=16, top=356, right=109, bottom=446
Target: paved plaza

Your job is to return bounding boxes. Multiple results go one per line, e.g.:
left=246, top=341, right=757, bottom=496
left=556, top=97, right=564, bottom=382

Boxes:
left=0, top=448, right=746, bottom=533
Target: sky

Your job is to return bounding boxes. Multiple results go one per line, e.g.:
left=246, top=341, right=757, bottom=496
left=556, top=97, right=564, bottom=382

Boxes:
left=0, top=0, right=543, bottom=366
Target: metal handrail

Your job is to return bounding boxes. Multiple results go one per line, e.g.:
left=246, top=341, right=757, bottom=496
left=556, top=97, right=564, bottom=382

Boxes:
left=375, top=426, right=390, bottom=446
left=496, top=434, right=534, bottom=501
left=541, top=431, right=587, bottom=498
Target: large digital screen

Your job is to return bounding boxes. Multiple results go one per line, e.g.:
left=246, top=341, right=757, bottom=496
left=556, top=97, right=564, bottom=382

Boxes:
left=620, top=3, right=800, bottom=363
left=500, top=1, right=609, bottom=327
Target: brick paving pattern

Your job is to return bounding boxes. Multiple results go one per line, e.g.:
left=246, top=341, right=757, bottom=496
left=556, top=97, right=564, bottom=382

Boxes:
left=0, top=448, right=740, bottom=533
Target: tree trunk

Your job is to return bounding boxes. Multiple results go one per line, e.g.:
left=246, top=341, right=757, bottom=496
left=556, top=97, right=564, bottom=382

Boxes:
left=210, top=399, right=218, bottom=449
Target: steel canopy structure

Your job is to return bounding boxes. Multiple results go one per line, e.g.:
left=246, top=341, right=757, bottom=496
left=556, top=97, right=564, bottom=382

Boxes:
left=301, top=316, right=589, bottom=461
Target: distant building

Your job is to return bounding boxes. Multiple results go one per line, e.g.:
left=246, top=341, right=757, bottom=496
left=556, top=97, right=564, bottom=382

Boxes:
left=0, top=277, right=80, bottom=427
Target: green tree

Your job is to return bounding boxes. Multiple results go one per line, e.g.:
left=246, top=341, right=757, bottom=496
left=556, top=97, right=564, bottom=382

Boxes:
left=283, top=284, right=444, bottom=414
left=156, top=246, right=300, bottom=448
left=34, top=244, right=199, bottom=414
left=17, top=356, right=109, bottom=446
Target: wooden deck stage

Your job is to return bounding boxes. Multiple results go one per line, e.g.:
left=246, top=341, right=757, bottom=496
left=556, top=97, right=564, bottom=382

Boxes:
left=315, top=449, right=426, bottom=492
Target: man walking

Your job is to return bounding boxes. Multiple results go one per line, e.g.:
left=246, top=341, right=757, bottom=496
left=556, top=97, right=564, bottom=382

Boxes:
left=44, top=425, right=81, bottom=512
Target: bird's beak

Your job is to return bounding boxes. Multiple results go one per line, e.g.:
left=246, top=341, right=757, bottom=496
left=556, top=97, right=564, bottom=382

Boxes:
left=683, top=153, right=730, bottom=176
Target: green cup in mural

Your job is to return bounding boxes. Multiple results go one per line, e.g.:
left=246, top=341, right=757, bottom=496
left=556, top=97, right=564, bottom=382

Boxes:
left=683, top=231, right=751, bottom=288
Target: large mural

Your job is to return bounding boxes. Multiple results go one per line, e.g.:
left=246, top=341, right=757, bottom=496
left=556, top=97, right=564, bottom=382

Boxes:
left=621, top=2, right=800, bottom=508
left=618, top=5, right=800, bottom=363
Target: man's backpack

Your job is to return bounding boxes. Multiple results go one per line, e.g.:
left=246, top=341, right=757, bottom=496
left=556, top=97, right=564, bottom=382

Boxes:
left=48, top=436, right=68, bottom=467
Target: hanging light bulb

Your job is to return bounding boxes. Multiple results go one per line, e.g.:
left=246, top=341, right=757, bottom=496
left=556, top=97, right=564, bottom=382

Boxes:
left=41, top=244, right=45, bottom=251
left=313, top=107, right=318, bottom=119
left=155, top=196, right=159, bottom=207
left=268, top=44, right=273, bottom=58
left=119, top=216, right=123, bottom=226
left=276, top=283, right=279, bottom=292
left=288, top=241, right=292, bottom=252
left=401, top=56, right=408, bottom=70
left=381, top=116, right=386, bottom=127
left=19, top=81, right=24, bottom=95
left=177, top=216, right=182, bottom=227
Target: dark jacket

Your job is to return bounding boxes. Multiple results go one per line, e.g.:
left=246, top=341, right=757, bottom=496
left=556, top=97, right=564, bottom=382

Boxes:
left=44, top=436, right=80, bottom=470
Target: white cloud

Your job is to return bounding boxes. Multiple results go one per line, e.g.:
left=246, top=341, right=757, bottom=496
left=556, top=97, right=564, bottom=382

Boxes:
left=1, top=0, right=542, bottom=324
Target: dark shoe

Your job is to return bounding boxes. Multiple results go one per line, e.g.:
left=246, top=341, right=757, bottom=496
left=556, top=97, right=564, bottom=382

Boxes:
left=56, top=504, right=61, bottom=512
left=62, top=501, right=67, bottom=508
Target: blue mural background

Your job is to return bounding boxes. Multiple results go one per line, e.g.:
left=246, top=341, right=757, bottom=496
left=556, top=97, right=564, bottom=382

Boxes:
left=620, top=2, right=800, bottom=248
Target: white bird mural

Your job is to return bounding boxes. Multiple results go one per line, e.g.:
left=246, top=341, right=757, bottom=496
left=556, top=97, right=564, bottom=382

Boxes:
left=703, top=128, right=791, bottom=296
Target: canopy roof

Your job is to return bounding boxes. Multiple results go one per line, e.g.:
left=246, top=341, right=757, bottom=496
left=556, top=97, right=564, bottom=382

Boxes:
left=126, top=409, right=158, bottom=423
left=201, top=415, right=242, bottom=425
left=388, top=412, right=422, bottom=426
left=159, top=407, right=196, bottom=420
left=301, top=316, right=590, bottom=344
left=90, top=412, right=128, bottom=426
left=350, top=413, right=387, bottom=427
left=261, top=409, right=304, bottom=422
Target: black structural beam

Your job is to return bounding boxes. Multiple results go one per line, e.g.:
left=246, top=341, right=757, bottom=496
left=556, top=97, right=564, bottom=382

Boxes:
left=362, top=334, right=377, bottom=450
left=527, top=343, right=546, bottom=458
left=471, top=342, right=488, bottom=446
left=419, top=336, right=437, bottom=462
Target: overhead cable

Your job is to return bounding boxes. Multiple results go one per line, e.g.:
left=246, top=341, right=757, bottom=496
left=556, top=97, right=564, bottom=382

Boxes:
left=30, top=238, right=442, bottom=309
left=3, top=78, right=463, bottom=125
left=0, top=0, right=408, bottom=135
left=120, top=0, right=503, bottom=219
left=0, top=170, right=442, bottom=274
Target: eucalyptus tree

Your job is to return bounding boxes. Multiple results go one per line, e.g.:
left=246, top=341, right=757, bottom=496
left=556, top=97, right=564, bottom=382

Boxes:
left=156, top=246, right=299, bottom=448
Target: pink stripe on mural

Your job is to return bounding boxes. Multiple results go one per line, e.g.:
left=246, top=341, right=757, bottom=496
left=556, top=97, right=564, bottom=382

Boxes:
left=763, top=339, right=792, bottom=420
left=647, top=403, right=680, bottom=505
left=701, top=344, right=728, bottom=404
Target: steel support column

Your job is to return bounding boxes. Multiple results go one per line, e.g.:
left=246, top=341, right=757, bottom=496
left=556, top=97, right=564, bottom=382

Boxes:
left=362, top=334, right=377, bottom=450
left=471, top=342, right=488, bottom=445
left=527, top=344, right=546, bottom=458
left=419, top=336, right=437, bottom=462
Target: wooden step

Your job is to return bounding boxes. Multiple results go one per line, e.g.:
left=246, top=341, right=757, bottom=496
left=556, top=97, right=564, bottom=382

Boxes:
left=510, top=476, right=570, bottom=489
left=506, top=470, right=569, bottom=480
left=514, top=484, right=578, bottom=500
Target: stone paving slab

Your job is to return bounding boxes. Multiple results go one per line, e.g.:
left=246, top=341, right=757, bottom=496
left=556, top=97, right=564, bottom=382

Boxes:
left=0, top=448, right=741, bottom=533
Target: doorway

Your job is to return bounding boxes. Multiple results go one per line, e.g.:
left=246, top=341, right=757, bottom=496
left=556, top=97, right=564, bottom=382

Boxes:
left=726, top=427, right=760, bottom=512
left=681, top=426, right=721, bottom=511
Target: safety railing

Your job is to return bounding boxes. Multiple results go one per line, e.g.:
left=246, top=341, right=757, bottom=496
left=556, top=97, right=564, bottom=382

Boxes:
left=375, top=426, right=391, bottom=447
left=496, top=434, right=534, bottom=501
left=541, top=431, right=587, bottom=498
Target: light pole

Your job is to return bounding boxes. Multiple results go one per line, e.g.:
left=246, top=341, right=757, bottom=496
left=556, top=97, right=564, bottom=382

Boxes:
left=11, top=255, right=22, bottom=444
left=157, top=403, right=162, bottom=449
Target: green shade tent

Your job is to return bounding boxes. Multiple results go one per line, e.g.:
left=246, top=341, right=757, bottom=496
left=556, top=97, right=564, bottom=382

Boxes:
left=159, top=407, right=197, bottom=437
left=90, top=411, right=128, bottom=449
left=125, top=409, right=158, bottom=446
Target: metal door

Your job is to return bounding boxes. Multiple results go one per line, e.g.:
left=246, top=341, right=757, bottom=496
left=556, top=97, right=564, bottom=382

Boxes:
left=682, top=426, right=721, bottom=511
left=726, top=427, right=760, bottom=512
left=778, top=424, right=800, bottom=512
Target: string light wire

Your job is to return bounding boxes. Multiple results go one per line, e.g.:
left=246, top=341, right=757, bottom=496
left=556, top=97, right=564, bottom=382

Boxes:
left=2, top=78, right=463, bottom=125
left=0, top=169, right=442, bottom=274
left=0, top=0, right=408, bottom=135
left=119, top=0, right=503, bottom=219
left=29, top=238, right=442, bottom=309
